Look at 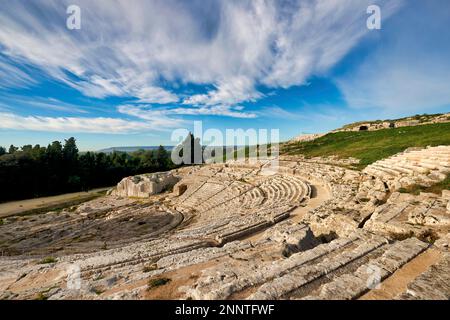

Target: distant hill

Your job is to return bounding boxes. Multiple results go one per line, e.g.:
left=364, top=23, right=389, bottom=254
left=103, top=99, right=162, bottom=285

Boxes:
left=98, top=146, right=175, bottom=154
left=334, top=112, right=450, bottom=132
left=282, top=122, right=450, bottom=169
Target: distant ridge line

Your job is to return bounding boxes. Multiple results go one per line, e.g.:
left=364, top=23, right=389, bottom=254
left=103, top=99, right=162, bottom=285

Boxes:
left=98, top=146, right=175, bottom=153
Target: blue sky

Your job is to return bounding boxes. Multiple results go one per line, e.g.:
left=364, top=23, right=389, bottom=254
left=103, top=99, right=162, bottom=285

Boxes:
left=0, top=0, right=449, bottom=151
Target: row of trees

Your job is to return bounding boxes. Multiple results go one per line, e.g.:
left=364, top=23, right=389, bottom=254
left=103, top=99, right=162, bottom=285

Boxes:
left=0, top=138, right=177, bottom=203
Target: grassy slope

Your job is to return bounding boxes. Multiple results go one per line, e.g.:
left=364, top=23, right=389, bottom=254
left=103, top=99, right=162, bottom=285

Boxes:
left=339, top=112, right=448, bottom=130
left=282, top=122, right=450, bottom=169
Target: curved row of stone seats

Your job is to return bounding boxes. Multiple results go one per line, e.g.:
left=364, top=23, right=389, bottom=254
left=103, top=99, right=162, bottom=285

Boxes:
left=183, top=224, right=343, bottom=300
left=8, top=236, right=213, bottom=291
left=225, top=160, right=265, bottom=170
left=239, top=187, right=266, bottom=208
left=185, top=232, right=390, bottom=300
left=368, top=160, right=449, bottom=179
left=292, top=163, right=354, bottom=192
left=174, top=169, right=311, bottom=236
left=230, top=160, right=353, bottom=204
left=302, top=237, right=429, bottom=300
left=199, top=186, right=264, bottom=214
left=186, top=213, right=264, bottom=243
left=200, top=193, right=261, bottom=218
left=195, top=165, right=225, bottom=177
left=175, top=180, right=207, bottom=205
left=156, top=240, right=254, bottom=271
left=172, top=166, right=224, bottom=204
left=194, top=182, right=252, bottom=213
left=181, top=204, right=293, bottom=244
left=364, top=192, right=450, bottom=239
left=178, top=182, right=227, bottom=209
left=248, top=237, right=428, bottom=300
left=363, top=146, right=450, bottom=190
left=215, top=167, right=259, bottom=180
left=174, top=166, right=258, bottom=210
left=395, top=253, right=450, bottom=300
left=258, top=175, right=310, bottom=206
left=173, top=172, right=297, bottom=240
left=215, top=218, right=273, bottom=244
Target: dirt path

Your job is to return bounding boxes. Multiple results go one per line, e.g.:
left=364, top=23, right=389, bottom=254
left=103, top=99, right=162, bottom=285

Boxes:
left=0, top=187, right=110, bottom=218
left=290, top=181, right=331, bottom=223
left=359, top=248, right=442, bottom=300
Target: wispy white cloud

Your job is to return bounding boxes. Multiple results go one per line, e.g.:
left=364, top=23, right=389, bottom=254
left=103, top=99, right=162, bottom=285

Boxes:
left=116, top=105, right=185, bottom=127
left=118, top=104, right=256, bottom=120
left=183, top=76, right=262, bottom=107
left=0, top=112, right=161, bottom=134
left=171, top=105, right=257, bottom=119
left=0, top=57, right=38, bottom=89
left=0, top=95, right=90, bottom=114
left=0, top=0, right=403, bottom=110
left=257, top=106, right=305, bottom=120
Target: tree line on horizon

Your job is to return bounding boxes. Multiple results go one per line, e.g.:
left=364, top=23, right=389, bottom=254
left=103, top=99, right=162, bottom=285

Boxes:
left=0, top=138, right=177, bottom=203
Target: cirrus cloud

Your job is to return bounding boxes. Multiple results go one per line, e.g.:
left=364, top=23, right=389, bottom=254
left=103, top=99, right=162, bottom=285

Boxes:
left=0, top=112, right=159, bottom=134
left=0, top=0, right=403, bottom=109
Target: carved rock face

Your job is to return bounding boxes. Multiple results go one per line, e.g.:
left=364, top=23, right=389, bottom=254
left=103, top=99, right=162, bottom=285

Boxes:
left=173, top=183, right=188, bottom=196
left=112, top=172, right=180, bottom=198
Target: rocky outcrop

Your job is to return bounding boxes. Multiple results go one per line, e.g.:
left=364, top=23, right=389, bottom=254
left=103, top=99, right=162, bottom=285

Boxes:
left=289, top=133, right=325, bottom=143
left=334, top=112, right=450, bottom=132
left=396, top=253, right=450, bottom=300
left=112, top=172, right=180, bottom=198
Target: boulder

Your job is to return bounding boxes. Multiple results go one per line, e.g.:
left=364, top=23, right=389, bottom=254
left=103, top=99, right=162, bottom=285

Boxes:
left=263, top=221, right=319, bottom=256
left=112, top=172, right=180, bottom=198
left=173, top=183, right=188, bottom=196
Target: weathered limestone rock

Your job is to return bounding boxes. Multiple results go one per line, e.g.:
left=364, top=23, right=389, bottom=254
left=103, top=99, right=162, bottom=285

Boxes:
left=443, top=190, right=450, bottom=213
left=396, top=253, right=450, bottom=300
left=112, top=172, right=180, bottom=198
left=308, top=213, right=359, bottom=239
left=173, top=183, right=187, bottom=196
left=334, top=113, right=450, bottom=132
left=262, top=221, right=319, bottom=256
left=302, top=238, right=429, bottom=300
left=434, top=233, right=450, bottom=252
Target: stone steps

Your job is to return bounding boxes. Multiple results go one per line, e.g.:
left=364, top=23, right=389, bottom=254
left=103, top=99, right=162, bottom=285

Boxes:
left=185, top=234, right=360, bottom=300
left=395, top=253, right=450, bottom=300
left=363, top=146, right=450, bottom=190
left=302, top=237, right=429, bottom=300
left=375, top=162, right=415, bottom=175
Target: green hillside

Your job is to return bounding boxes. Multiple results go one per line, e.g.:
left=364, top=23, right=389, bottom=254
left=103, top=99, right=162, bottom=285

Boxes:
left=282, top=122, right=450, bottom=170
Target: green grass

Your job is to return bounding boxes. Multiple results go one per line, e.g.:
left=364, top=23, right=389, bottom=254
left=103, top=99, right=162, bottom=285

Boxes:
left=282, top=122, right=450, bottom=169
left=147, top=277, right=171, bottom=290
left=92, top=287, right=105, bottom=295
left=143, top=263, right=158, bottom=273
left=219, top=144, right=273, bottom=163
left=38, top=257, right=58, bottom=264
left=432, top=174, right=450, bottom=192
left=35, top=292, right=48, bottom=300
left=338, top=112, right=445, bottom=130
